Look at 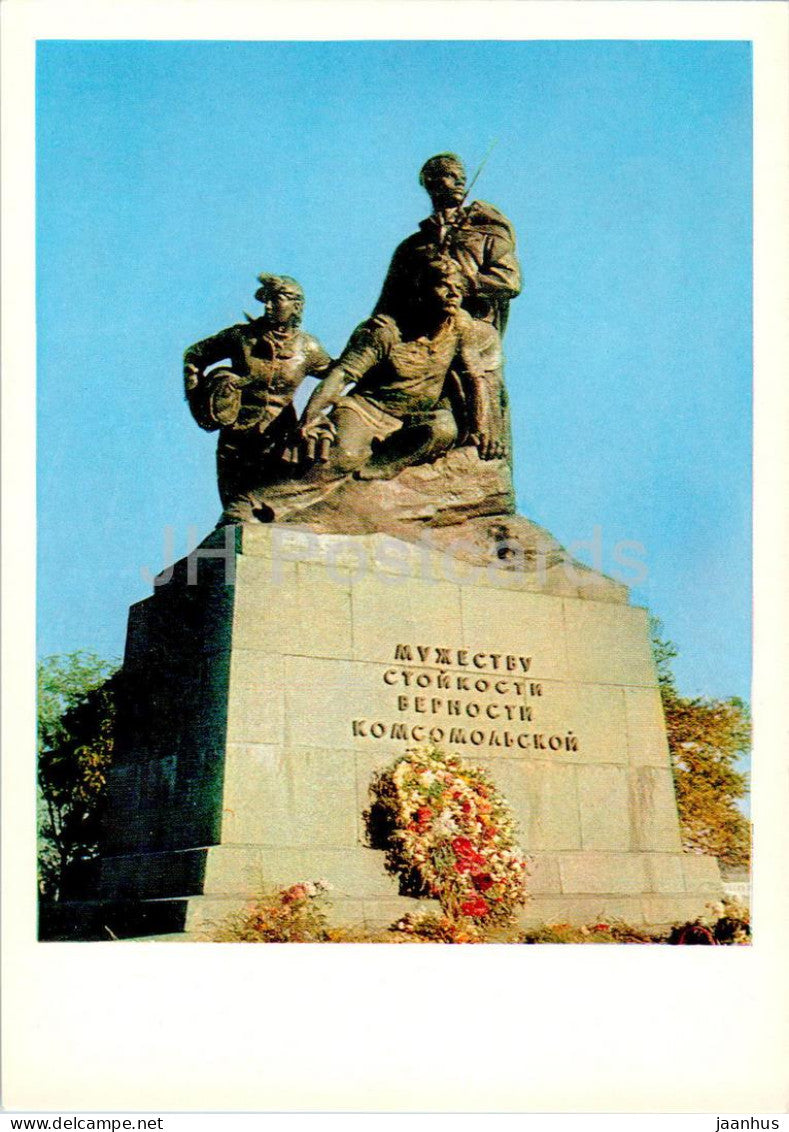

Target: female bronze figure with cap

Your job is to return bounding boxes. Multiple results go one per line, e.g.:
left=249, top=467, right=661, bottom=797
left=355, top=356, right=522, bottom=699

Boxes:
left=183, top=273, right=332, bottom=515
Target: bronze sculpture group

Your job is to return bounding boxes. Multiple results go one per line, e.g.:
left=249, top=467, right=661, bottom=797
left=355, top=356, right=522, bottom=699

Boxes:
left=184, top=153, right=521, bottom=526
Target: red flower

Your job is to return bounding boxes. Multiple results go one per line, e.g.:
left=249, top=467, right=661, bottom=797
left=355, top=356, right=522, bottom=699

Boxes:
left=282, top=884, right=306, bottom=905
left=416, top=806, right=432, bottom=825
left=460, top=895, right=489, bottom=918
left=472, top=873, right=494, bottom=892
left=453, top=837, right=487, bottom=872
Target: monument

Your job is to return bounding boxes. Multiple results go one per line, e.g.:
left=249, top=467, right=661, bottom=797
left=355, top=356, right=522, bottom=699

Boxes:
left=60, top=153, right=722, bottom=939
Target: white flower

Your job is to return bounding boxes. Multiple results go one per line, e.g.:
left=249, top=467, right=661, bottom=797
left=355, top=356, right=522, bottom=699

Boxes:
left=433, top=812, right=459, bottom=837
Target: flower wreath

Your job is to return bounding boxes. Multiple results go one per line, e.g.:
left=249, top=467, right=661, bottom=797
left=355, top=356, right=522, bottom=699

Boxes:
left=369, top=745, right=530, bottom=924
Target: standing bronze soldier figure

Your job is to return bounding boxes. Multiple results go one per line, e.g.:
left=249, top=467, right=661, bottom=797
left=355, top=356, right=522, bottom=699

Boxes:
left=374, top=152, right=521, bottom=335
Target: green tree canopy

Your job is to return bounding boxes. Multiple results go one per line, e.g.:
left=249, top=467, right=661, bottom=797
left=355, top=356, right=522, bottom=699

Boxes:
left=650, top=618, right=751, bottom=869
left=37, top=652, right=120, bottom=900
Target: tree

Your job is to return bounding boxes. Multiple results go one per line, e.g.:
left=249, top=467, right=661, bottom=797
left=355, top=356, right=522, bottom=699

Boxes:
left=650, top=618, right=751, bottom=869
left=37, top=652, right=120, bottom=900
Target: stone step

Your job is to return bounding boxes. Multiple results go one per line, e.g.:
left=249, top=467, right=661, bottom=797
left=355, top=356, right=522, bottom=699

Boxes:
left=121, top=933, right=195, bottom=943
left=42, top=884, right=722, bottom=942
left=99, top=844, right=403, bottom=901
left=39, top=898, right=188, bottom=941
left=42, top=890, right=441, bottom=941
left=519, top=890, right=724, bottom=930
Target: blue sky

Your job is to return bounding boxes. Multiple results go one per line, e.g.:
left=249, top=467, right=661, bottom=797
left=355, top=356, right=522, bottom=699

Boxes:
left=36, top=39, right=752, bottom=703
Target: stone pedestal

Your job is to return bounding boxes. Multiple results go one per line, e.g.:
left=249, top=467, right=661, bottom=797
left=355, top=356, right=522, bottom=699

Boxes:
left=73, top=523, right=720, bottom=939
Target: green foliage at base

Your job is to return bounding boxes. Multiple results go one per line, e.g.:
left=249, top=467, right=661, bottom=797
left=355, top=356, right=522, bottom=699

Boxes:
left=519, top=899, right=750, bottom=945
left=664, top=897, right=750, bottom=945
left=519, top=921, right=655, bottom=944
left=207, top=887, right=750, bottom=944
left=390, top=911, right=486, bottom=943
left=210, top=880, right=333, bottom=942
